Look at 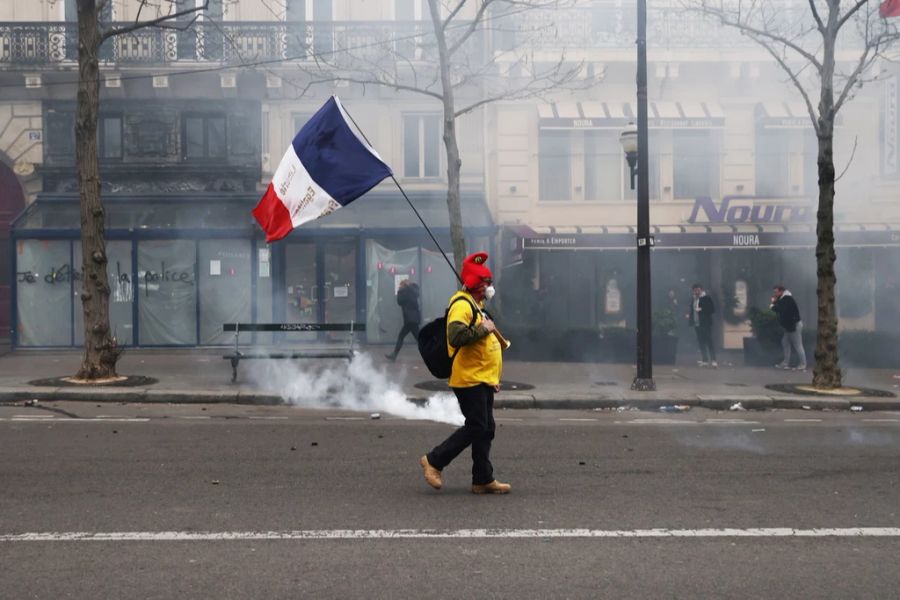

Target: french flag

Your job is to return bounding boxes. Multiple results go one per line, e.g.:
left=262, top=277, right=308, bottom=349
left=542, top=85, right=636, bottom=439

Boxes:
left=253, top=96, right=393, bottom=242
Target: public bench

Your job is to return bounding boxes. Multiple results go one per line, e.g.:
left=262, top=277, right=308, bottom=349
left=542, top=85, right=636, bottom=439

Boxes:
left=222, top=322, right=364, bottom=383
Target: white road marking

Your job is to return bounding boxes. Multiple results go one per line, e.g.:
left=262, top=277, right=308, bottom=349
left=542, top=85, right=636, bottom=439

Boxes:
left=3, top=528, right=900, bottom=542
left=181, top=416, right=211, bottom=420
left=1, top=418, right=149, bottom=423
left=704, top=419, right=761, bottom=424
left=862, top=419, right=900, bottom=423
left=622, top=418, right=698, bottom=425
left=12, top=414, right=54, bottom=419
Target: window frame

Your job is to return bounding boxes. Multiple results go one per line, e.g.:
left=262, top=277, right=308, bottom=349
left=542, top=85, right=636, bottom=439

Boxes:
left=402, top=113, right=442, bottom=180
left=181, top=112, right=228, bottom=161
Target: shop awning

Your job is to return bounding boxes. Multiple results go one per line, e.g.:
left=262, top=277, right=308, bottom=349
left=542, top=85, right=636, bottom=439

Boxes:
left=509, top=223, right=900, bottom=251
left=13, top=190, right=494, bottom=236
left=756, top=101, right=841, bottom=129
left=538, top=101, right=725, bottom=130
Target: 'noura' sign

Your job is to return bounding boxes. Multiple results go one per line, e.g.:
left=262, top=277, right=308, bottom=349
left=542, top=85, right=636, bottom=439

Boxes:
left=687, top=196, right=813, bottom=224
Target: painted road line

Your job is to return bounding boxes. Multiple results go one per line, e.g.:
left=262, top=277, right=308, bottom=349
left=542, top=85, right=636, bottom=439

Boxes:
left=4, top=528, right=900, bottom=542
left=862, top=419, right=900, bottom=423
left=181, top=416, right=211, bottom=420
left=12, top=414, right=54, bottom=419
left=622, top=419, right=699, bottom=425
left=1, top=418, right=150, bottom=423
left=704, top=419, right=761, bottom=424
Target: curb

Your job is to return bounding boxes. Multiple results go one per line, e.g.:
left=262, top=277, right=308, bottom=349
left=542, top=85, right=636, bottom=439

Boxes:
left=3, top=390, right=900, bottom=412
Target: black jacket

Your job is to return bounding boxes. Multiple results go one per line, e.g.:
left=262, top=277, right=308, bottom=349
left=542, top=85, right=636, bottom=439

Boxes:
left=772, top=293, right=801, bottom=332
left=397, top=284, right=421, bottom=325
left=690, top=294, right=715, bottom=328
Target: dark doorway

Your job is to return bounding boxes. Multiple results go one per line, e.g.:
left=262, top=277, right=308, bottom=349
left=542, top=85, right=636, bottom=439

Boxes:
left=0, top=162, right=26, bottom=341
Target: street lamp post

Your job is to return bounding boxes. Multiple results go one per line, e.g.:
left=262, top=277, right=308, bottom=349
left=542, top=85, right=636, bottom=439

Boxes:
left=624, top=0, right=655, bottom=391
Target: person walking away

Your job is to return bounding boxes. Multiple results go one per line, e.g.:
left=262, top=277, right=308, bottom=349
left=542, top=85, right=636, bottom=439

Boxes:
left=770, top=285, right=807, bottom=371
left=385, top=279, right=420, bottom=361
left=688, top=283, right=717, bottom=368
left=419, top=252, right=510, bottom=495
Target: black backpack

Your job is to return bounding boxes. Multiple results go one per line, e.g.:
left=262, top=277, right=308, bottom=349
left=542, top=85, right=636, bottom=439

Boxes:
left=417, top=296, right=478, bottom=379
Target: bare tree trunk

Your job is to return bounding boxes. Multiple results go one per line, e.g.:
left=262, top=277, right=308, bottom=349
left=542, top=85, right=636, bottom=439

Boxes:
left=427, top=0, right=466, bottom=272
left=812, top=16, right=840, bottom=389
left=75, top=0, right=120, bottom=379
left=813, top=122, right=841, bottom=388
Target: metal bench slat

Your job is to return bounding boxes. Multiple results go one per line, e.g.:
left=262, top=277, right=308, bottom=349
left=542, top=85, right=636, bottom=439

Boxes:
left=224, top=323, right=366, bottom=332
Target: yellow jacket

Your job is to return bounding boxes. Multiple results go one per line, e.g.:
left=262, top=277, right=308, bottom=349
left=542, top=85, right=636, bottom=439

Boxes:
left=446, top=290, right=502, bottom=388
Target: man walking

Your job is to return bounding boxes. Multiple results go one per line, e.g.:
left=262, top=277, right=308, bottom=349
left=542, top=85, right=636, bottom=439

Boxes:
left=771, top=285, right=807, bottom=371
left=420, top=252, right=510, bottom=495
left=688, top=283, right=717, bottom=368
left=385, top=279, right=420, bottom=361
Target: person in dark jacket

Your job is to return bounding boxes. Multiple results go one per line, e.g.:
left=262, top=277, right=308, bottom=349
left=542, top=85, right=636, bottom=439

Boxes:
left=688, top=283, right=717, bottom=368
left=770, top=284, right=806, bottom=371
left=385, top=279, right=421, bottom=361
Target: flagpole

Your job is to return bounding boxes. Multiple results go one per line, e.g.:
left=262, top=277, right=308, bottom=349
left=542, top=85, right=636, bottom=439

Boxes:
left=339, top=103, right=463, bottom=286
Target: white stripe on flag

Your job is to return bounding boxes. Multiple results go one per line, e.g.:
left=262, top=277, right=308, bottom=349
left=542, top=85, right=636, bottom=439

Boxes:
left=270, top=144, right=340, bottom=228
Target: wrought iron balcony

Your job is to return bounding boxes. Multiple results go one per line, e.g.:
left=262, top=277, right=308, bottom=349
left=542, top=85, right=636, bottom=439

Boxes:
left=0, top=21, right=440, bottom=67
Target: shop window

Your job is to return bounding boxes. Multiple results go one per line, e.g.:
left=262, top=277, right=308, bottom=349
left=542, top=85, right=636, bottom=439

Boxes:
left=16, top=240, right=73, bottom=346
left=673, top=130, right=720, bottom=199
left=803, top=132, right=818, bottom=199
left=198, top=240, right=252, bottom=345
left=75, top=241, right=134, bottom=346
left=538, top=129, right=572, bottom=201
left=183, top=114, right=227, bottom=160
left=403, top=114, right=441, bottom=178
left=138, top=240, right=198, bottom=345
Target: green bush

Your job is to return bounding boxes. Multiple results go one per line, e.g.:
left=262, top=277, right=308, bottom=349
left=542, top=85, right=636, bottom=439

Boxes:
left=747, top=307, right=782, bottom=346
left=652, top=309, right=677, bottom=336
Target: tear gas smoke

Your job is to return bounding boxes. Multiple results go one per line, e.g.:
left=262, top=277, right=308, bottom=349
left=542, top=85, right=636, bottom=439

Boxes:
left=249, top=352, right=464, bottom=426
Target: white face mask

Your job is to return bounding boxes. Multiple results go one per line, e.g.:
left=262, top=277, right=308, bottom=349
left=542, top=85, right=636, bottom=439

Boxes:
left=484, top=285, right=496, bottom=300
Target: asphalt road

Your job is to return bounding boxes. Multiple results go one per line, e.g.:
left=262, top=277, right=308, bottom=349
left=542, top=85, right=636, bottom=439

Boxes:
left=2, top=402, right=900, bottom=599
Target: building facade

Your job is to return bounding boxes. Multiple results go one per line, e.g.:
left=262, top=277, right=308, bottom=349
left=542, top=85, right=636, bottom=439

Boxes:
left=1, top=0, right=898, bottom=352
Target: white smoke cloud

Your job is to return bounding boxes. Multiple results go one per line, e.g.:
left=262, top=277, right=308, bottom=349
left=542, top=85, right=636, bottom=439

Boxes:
left=248, top=352, right=464, bottom=426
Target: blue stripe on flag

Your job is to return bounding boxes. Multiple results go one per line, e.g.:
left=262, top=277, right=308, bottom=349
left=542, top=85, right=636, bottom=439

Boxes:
left=292, top=97, right=393, bottom=207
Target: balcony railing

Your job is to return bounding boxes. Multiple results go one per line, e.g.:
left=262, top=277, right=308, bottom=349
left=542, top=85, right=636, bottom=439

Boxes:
left=0, top=21, right=443, bottom=67
left=0, top=12, right=856, bottom=68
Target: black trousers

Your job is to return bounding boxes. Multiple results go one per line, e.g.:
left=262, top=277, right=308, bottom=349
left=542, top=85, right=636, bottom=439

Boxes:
left=695, top=325, right=716, bottom=362
left=427, top=384, right=496, bottom=485
left=392, top=322, right=419, bottom=356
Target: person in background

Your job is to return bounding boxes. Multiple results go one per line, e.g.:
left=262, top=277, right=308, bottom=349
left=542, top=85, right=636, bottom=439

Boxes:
left=770, top=285, right=807, bottom=371
left=420, top=252, right=510, bottom=495
left=688, top=283, right=717, bottom=368
left=385, top=279, right=420, bottom=361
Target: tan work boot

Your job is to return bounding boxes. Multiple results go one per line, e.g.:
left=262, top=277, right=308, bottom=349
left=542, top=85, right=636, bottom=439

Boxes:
left=420, top=455, right=442, bottom=490
left=471, top=480, right=511, bottom=495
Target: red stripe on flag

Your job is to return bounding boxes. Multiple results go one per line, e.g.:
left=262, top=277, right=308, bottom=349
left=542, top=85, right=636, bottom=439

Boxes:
left=252, top=183, right=294, bottom=243
left=881, top=0, right=900, bottom=17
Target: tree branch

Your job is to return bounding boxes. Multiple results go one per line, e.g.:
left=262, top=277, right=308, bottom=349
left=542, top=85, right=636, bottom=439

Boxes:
left=447, top=0, right=495, bottom=56
left=693, top=1, right=823, bottom=71
left=101, top=0, right=210, bottom=42
left=836, top=0, right=868, bottom=33
left=808, top=0, right=825, bottom=32
left=756, top=36, right=821, bottom=135
left=443, top=0, right=468, bottom=31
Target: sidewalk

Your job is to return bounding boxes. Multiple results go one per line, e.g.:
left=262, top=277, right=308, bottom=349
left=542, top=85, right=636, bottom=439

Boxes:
left=1, top=346, right=898, bottom=411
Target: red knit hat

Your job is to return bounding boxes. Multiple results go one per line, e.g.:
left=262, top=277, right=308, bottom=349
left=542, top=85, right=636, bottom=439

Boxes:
left=461, top=252, right=493, bottom=289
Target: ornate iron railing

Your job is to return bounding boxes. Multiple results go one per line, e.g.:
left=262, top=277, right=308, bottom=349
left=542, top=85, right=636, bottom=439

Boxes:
left=0, top=21, right=446, bottom=66
left=1, top=12, right=855, bottom=68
